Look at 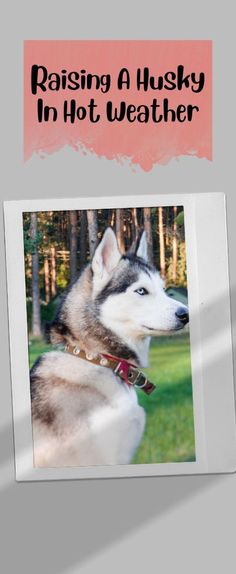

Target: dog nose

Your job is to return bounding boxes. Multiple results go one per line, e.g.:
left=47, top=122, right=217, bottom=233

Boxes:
left=175, top=307, right=189, bottom=325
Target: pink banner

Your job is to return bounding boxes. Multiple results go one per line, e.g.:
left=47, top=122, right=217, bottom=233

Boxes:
left=24, top=40, right=212, bottom=171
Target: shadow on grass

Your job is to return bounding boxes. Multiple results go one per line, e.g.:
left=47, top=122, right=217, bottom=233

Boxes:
left=138, top=376, right=193, bottom=414
left=134, top=375, right=195, bottom=464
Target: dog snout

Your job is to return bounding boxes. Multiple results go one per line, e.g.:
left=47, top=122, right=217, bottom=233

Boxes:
left=175, top=307, right=189, bottom=326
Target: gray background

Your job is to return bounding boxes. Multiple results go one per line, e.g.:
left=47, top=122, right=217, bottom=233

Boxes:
left=1, top=1, right=236, bottom=572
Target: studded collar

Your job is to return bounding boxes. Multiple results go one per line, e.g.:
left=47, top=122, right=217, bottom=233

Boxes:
left=64, top=344, right=156, bottom=395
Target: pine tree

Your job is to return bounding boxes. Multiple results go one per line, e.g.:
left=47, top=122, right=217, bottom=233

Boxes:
left=30, top=212, right=41, bottom=336
left=87, top=210, right=98, bottom=258
left=69, top=210, right=78, bottom=283
left=143, top=207, right=153, bottom=263
left=158, top=207, right=165, bottom=278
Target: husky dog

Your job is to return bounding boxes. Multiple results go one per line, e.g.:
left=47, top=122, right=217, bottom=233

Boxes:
left=30, top=228, right=189, bottom=467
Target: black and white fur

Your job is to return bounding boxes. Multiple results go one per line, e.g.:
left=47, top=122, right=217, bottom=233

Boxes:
left=30, top=228, right=189, bottom=467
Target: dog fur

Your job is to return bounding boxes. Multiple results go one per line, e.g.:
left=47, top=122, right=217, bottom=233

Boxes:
left=30, top=228, right=188, bottom=467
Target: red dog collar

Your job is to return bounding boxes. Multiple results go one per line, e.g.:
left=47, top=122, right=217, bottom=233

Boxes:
left=64, top=345, right=156, bottom=395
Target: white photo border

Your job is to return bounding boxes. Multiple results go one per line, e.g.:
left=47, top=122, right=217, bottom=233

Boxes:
left=4, top=192, right=236, bottom=481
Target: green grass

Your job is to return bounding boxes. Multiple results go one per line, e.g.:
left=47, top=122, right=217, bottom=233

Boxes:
left=28, top=333, right=195, bottom=465
left=134, top=333, right=195, bottom=464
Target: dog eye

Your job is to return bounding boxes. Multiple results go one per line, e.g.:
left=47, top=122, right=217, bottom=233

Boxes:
left=135, top=287, right=149, bottom=296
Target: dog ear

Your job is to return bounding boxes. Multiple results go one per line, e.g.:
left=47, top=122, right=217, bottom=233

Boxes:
left=136, top=231, right=148, bottom=261
left=45, top=319, right=70, bottom=344
left=92, top=228, right=121, bottom=278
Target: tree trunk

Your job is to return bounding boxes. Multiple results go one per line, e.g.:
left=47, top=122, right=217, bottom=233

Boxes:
left=69, top=210, right=78, bottom=283
left=158, top=207, right=165, bottom=278
left=172, top=206, right=178, bottom=283
left=131, top=207, right=138, bottom=241
left=110, top=209, right=115, bottom=228
left=79, top=210, right=87, bottom=269
left=51, top=246, right=56, bottom=298
left=124, top=210, right=131, bottom=245
left=143, top=207, right=153, bottom=263
left=165, top=207, right=170, bottom=247
left=30, top=212, right=41, bottom=336
left=44, top=255, right=50, bottom=304
left=87, top=210, right=98, bottom=258
left=116, top=209, right=125, bottom=252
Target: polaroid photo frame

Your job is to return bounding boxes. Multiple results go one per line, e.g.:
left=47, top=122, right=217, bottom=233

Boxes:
left=4, top=192, right=236, bottom=481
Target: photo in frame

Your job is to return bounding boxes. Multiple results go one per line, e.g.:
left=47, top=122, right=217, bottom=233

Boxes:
left=4, top=192, right=236, bottom=480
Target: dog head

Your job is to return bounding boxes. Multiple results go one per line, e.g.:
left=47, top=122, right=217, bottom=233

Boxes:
left=92, top=227, right=189, bottom=338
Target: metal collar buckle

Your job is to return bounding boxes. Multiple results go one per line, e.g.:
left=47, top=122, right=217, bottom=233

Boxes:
left=127, top=366, right=147, bottom=389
